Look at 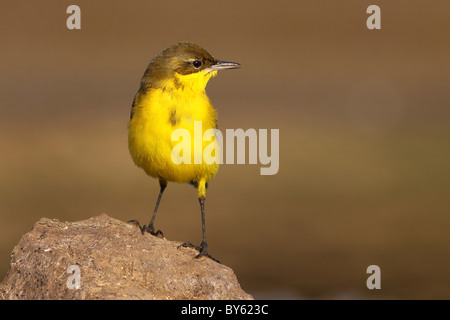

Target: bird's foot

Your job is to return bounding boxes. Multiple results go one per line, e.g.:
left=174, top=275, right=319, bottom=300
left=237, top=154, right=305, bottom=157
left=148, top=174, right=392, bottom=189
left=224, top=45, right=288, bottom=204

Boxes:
left=127, top=220, right=165, bottom=239
left=177, top=241, right=221, bottom=263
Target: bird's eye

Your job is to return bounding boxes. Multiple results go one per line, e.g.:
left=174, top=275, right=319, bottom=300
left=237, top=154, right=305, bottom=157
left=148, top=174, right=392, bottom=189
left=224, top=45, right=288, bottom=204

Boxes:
left=192, top=59, right=203, bottom=69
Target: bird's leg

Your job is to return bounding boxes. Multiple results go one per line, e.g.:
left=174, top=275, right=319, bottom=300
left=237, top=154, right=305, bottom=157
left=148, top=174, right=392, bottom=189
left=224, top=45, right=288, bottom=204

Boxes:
left=128, top=180, right=167, bottom=238
left=178, top=195, right=220, bottom=263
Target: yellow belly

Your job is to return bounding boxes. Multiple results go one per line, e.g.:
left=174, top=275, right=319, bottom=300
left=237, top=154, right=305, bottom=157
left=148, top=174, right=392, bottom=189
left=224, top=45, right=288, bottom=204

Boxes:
left=128, top=87, right=219, bottom=185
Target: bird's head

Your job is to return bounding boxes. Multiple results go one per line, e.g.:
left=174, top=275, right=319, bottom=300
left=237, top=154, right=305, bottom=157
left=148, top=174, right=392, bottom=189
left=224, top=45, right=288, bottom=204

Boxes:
left=141, top=42, right=240, bottom=92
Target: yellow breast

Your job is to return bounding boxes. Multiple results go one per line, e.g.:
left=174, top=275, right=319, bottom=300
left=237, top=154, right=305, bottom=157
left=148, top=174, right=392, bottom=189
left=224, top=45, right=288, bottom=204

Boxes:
left=128, top=70, right=219, bottom=184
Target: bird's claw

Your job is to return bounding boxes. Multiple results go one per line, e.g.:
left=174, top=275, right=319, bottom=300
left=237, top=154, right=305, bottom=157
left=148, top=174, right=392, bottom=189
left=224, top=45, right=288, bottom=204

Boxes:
left=127, top=219, right=165, bottom=238
left=177, top=241, right=221, bottom=263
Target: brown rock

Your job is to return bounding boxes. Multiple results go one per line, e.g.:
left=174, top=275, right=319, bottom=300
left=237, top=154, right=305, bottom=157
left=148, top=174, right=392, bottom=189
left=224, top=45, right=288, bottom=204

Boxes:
left=0, top=214, right=253, bottom=300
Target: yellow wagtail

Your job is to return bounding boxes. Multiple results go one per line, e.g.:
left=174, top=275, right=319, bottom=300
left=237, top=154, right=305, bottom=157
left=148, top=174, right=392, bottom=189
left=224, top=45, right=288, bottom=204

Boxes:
left=128, top=42, right=240, bottom=262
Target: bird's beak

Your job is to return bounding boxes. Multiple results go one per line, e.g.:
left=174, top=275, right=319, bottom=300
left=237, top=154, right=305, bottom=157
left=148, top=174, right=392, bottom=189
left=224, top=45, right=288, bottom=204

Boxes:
left=210, top=60, right=241, bottom=71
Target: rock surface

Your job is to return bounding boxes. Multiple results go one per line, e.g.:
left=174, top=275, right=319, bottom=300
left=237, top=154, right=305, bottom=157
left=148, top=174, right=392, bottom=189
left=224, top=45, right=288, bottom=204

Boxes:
left=0, top=214, right=253, bottom=300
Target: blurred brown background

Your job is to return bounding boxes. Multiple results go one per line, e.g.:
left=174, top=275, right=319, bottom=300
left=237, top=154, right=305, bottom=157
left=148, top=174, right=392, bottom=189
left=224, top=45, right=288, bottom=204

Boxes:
left=1, top=0, right=449, bottom=299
